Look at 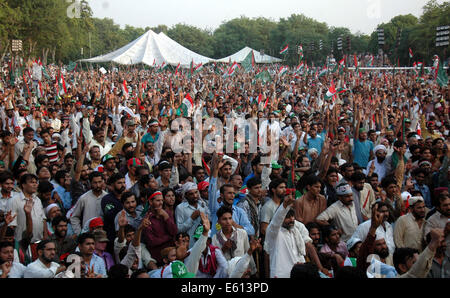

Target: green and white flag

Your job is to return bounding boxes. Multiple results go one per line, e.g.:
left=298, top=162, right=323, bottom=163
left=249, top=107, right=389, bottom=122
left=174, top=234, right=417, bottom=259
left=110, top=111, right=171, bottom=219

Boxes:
left=437, top=63, right=448, bottom=87
left=255, top=70, right=272, bottom=84
left=241, top=51, right=255, bottom=72
left=318, top=67, right=328, bottom=78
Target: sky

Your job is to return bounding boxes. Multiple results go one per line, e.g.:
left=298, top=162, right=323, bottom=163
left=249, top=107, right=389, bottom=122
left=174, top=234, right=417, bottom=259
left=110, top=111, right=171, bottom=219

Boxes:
left=87, top=0, right=444, bottom=35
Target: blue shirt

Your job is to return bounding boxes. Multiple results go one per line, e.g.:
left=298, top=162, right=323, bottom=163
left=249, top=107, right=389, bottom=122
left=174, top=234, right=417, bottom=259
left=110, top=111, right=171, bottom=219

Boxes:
left=54, top=184, right=72, bottom=211
left=208, top=177, right=255, bottom=237
left=141, top=132, right=159, bottom=144
left=85, top=253, right=108, bottom=277
left=353, top=139, right=374, bottom=168
left=414, top=183, right=432, bottom=209
left=307, top=135, right=324, bottom=156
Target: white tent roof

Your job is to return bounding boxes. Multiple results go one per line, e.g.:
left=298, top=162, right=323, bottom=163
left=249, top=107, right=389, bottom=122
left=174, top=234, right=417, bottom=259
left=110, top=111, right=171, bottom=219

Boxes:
left=79, top=30, right=214, bottom=68
left=216, top=47, right=282, bottom=64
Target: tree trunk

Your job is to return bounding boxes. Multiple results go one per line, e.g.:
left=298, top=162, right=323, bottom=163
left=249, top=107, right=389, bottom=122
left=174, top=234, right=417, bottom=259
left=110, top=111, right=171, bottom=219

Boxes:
left=0, top=40, right=10, bottom=61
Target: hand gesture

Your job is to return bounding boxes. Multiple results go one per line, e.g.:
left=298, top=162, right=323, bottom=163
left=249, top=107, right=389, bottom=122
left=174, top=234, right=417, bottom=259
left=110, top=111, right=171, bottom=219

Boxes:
left=139, top=216, right=151, bottom=230
left=156, top=208, right=169, bottom=220
left=222, top=239, right=233, bottom=250
left=429, top=228, right=445, bottom=252
left=23, top=199, right=34, bottom=215
left=190, top=210, right=201, bottom=220
left=3, top=211, right=17, bottom=226
left=0, top=262, right=12, bottom=277
left=200, top=212, right=210, bottom=234
left=370, top=203, right=383, bottom=229
left=118, top=210, right=128, bottom=227
left=82, top=142, right=91, bottom=154
left=283, top=193, right=295, bottom=209
left=280, top=135, right=289, bottom=147
left=248, top=238, right=261, bottom=255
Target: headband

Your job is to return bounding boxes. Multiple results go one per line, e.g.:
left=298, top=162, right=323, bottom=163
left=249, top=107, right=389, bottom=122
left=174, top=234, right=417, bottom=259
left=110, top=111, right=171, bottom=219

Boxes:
left=148, top=191, right=163, bottom=200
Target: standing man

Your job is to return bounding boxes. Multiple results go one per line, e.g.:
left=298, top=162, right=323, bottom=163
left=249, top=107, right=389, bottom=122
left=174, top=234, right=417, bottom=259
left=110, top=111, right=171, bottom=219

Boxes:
left=316, top=182, right=359, bottom=242
left=101, top=173, right=126, bottom=248
left=7, top=174, right=47, bottom=243
left=70, top=172, right=107, bottom=236
left=265, top=193, right=328, bottom=278
left=394, top=196, right=426, bottom=252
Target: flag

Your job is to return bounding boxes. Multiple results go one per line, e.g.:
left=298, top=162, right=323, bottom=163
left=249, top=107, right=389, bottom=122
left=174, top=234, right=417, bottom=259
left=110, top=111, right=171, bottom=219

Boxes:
left=157, top=62, right=169, bottom=73
left=241, top=50, right=255, bottom=72
left=299, top=44, right=304, bottom=60
left=263, top=96, right=270, bottom=109
left=67, top=61, right=77, bottom=72
left=278, top=66, right=288, bottom=77
left=324, top=80, right=337, bottom=101
left=42, top=66, right=51, bottom=80
left=255, top=70, right=272, bottom=84
left=437, top=62, right=448, bottom=87
left=188, top=60, right=194, bottom=78
left=279, top=44, right=289, bottom=55
left=193, top=62, right=203, bottom=73
left=354, top=55, right=358, bottom=68
left=175, top=63, right=181, bottom=75
left=60, top=73, right=67, bottom=94
left=38, top=81, right=44, bottom=98
left=295, top=62, right=304, bottom=73
left=318, top=66, right=328, bottom=78
left=432, top=55, right=440, bottom=79
left=368, top=55, right=374, bottom=66
left=122, top=80, right=129, bottom=99
left=409, top=48, right=413, bottom=59
left=181, top=93, right=194, bottom=117
left=227, top=62, right=239, bottom=77
left=338, top=58, right=345, bottom=67
left=257, top=93, right=263, bottom=105
left=412, top=62, right=418, bottom=75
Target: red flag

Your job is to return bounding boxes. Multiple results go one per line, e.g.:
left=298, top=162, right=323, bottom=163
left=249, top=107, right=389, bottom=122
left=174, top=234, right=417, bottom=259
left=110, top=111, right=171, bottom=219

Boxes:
left=61, top=74, right=67, bottom=94
left=122, top=80, right=129, bottom=99
left=263, top=96, right=270, bottom=109
left=175, top=63, right=181, bottom=75
left=257, top=93, right=263, bottom=105
left=354, top=55, right=358, bottom=68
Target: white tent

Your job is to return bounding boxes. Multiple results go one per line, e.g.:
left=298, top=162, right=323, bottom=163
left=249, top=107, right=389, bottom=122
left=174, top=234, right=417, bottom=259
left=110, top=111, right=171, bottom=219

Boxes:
left=216, top=47, right=282, bottom=64
left=79, top=30, right=214, bottom=68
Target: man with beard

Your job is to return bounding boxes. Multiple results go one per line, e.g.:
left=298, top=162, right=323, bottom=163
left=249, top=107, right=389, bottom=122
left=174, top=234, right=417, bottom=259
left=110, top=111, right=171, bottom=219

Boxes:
left=366, top=145, right=391, bottom=183
left=0, top=172, right=18, bottom=213
left=357, top=204, right=393, bottom=272
left=394, top=196, right=426, bottom=252
left=350, top=172, right=376, bottom=223
left=265, top=193, right=328, bottom=278
left=101, top=173, right=126, bottom=251
left=24, top=240, right=66, bottom=278
left=339, top=163, right=354, bottom=185
left=316, top=183, right=359, bottom=242
left=49, top=216, right=77, bottom=261
left=88, top=146, right=102, bottom=170
left=294, top=175, right=327, bottom=225
left=424, top=193, right=450, bottom=242
left=142, top=190, right=178, bottom=265
left=175, top=182, right=209, bottom=249
left=70, top=172, right=107, bottom=236
left=427, top=223, right=450, bottom=278
left=351, top=201, right=395, bottom=256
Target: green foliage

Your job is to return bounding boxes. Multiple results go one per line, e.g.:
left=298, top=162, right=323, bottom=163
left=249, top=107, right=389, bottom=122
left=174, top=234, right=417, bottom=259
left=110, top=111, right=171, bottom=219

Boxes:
left=0, top=0, right=447, bottom=65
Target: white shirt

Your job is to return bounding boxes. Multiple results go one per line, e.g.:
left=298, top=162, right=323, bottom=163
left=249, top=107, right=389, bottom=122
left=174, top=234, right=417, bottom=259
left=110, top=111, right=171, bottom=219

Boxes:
left=69, top=190, right=107, bottom=235
left=196, top=246, right=229, bottom=278
left=24, top=258, right=60, bottom=278
left=7, top=192, right=46, bottom=242
left=0, top=261, right=26, bottom=278
left=316, top=200, right=359, bottom=242
left=351, top=219, right=395, bottom=254
left=0, top=190, right=18, bottom=212
left=125, top=173, right=135, bottom=190
left=265, top=204, right=312, bottom=278
left=212, top=227, right=249, bottom=261
left=175, top=201, right=210, bottom=249
left=366, top=158, right=390, bottom=182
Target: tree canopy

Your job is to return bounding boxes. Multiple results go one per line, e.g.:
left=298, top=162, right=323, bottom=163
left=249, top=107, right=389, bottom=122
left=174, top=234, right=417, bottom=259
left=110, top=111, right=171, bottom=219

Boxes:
left=0, top=0, right=447, bottom=66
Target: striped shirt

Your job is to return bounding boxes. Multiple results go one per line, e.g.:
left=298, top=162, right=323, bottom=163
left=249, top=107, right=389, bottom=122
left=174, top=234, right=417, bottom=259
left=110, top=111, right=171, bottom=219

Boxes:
left=44, top=143, right=59, bottom=164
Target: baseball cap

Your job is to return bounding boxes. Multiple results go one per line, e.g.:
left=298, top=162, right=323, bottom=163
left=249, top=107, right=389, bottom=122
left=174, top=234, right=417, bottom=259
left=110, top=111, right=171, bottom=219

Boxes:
left=102, top=154, right=115, bottom=164
left=197, top=181, right=209, bottom=191
left=127, top=158, right=142, bottom=167
left=93, top=229, right=109, bottom=242
left=126, top=119, right=136, bottom=126
left=89, top=217, right=104, bottom=229
left=271, top=162, right=282, bottom=169
left=162, top=260, right=196, bottom=278
left=346, top=237, right=362, bottom=251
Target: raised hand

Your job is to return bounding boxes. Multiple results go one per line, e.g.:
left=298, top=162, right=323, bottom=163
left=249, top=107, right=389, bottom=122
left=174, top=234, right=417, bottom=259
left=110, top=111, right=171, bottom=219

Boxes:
left=283, top=192, right=295, bottom=209
left=370, top=203, right=383, bottom=229
left=118, top=210, right=128, bottom=227
left=200, top=212, right=210, bottom=234
left=23, top=199, right=34, bottom=215
left=3, top=211, right=17, bottom=226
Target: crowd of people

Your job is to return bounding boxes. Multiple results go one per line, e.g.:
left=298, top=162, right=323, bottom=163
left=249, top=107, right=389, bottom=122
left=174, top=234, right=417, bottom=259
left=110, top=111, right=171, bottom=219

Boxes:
left=0, top=57, right=448, bottom=279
